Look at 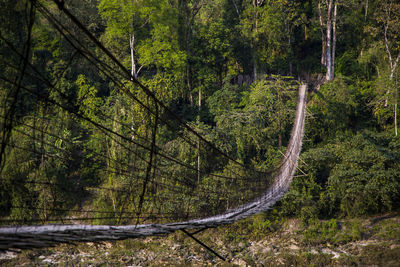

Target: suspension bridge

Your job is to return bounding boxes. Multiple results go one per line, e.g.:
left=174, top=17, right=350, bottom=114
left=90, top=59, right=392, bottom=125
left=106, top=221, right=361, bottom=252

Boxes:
left=0, top=0, right=307, bottom=252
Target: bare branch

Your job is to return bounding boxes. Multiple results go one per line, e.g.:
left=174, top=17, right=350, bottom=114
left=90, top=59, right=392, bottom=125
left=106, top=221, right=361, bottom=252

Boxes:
left=232, top=0, right=240, bottom=18
left=384, top=5, right=393, bottom=69
left=390, top=53, right=400, bottom=79
left=137, top=65, right=143, bottom=75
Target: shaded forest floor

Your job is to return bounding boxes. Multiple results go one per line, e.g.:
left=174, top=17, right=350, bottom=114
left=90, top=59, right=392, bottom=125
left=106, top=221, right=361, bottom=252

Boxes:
left=1, top=212, right=400, bottom=266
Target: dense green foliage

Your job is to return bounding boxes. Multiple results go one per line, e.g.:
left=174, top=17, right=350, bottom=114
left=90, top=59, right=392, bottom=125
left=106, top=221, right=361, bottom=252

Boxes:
left=0, top=0, right=399, bottom=225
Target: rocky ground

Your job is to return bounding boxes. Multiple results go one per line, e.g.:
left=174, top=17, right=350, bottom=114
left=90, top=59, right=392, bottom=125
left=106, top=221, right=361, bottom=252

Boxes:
left=1, top=213, right=400, bottom=266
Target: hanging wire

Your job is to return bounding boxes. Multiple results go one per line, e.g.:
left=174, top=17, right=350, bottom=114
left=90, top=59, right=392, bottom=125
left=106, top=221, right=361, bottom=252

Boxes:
left=0, top=0, right=302, bottom=237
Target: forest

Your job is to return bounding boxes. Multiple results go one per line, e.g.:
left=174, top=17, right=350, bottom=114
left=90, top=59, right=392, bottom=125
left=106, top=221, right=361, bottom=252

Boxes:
left=0, top=0, right=400, bottom=231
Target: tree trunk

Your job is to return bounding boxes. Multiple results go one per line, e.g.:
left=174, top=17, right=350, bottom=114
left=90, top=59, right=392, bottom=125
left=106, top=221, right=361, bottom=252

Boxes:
left=395, top=101, right=398, bottom=136
left=186, top=8, right=192, bottom=106
left=385, top=50, right=400, bottom=107
left=287, top=21, right=293, bottom=76
left=197, top=88, right=201, bottom=183
left=388, top=63, right=399, bottom=134
left=318, top=1, right=327, bottom=66
left=252, top=1, right=259, bottom=82
left=130, top=30, right=139, bottom=80
left=109, top=100, right=121, bottom=211
left=381, top=2, right=400, bottom=136
left=129, top=28, right=140, bottom=155
left=182, top=0, right=204, bottom=107
left=187, top=65, right=193, bottom=106
left=331, top=2, right=337, bottom=80
left=325, top=0, right=333, bottom=81
left=253, top=59, right=257, bottom=82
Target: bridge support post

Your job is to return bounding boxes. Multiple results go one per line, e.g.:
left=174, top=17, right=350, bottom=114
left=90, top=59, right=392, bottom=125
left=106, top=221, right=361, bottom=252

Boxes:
left=181, top=229, right=226, bottom=262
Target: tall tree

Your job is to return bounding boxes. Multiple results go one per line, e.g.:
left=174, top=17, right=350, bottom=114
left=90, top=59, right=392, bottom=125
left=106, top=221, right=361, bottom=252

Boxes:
left=241, top=0, right=264, bottom=81
left=375, top=0, right=400, bottom=135
left=98, top=0, right=147, bottom=79
left=318, top=0, right=338, bottom=81
left=178, top=0, right=204, bottom=106
left=241, top=0, right=296, bottom=77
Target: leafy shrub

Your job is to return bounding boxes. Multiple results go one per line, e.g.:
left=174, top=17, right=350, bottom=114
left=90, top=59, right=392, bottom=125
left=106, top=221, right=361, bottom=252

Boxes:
left=323, top=132, right=400, bottom=217
left=307, top=77, right=358, bottom=144
left=280, top=130, right=400, bottom=219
